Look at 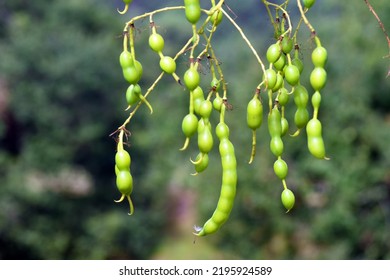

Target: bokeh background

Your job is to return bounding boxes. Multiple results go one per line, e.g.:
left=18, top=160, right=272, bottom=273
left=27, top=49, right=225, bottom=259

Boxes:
left=0, top=0, right=389, bottom=259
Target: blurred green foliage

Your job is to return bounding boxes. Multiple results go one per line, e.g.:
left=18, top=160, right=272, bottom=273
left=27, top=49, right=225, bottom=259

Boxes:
left=0, top=0, right=389, bottom=260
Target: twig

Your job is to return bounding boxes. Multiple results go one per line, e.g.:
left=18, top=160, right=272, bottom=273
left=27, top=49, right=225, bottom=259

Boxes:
left=363, top=0, right=390, bottom=77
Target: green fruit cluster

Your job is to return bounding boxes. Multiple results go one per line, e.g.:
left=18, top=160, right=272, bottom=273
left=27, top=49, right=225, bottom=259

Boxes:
left=112, top=0, right=328, bottom=235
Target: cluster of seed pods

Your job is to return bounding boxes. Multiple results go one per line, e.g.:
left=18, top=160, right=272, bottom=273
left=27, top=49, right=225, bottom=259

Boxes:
left=112, top=0, right=329, bottom=235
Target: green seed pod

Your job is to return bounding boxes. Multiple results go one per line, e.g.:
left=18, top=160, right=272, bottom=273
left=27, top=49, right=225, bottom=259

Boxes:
left=213, top=95, right=223, bottom=112
left=306, top=118, right=322, bottom=137
left=281, top=188, right=295, bottom=212
left=273, top=158, right=288, bottom=180
left=246, top=96, right=263, bottom=130
left=123, top=60, right=143, bottom=84
left=115, top=149, right=131, bottom=170
left=184, top=0, right=201, bottom=24
left=195, top=136, right=237, bottom=237
left=268, top=106, right=282, bottom=138
left=211, top=9, right=223, bottom=26
left=278, top=88, right=290, bottom=106
left=274, top=53, right=287, bottom=71
left=281, top=37, right=293, bottom=54
left=194, top=152, right=209, bottom=173
left=303, top=0, right=316, bottom=9
left=219, top=138, right=234, bottom=157
left=119, top=50, right=133, bottom=69
left=184, top=67, right=200, bottom=91
left=293, top=85, right=309, bottom=107
left=199, top=100, right=213, bottom=119
left=266, top=43, right=282, bottom=63
left=116, top=170, right=133, bottom=195
left=292, top=57, right=304, bottom=74
left=263, top=68, right=277, bottom=89
left=148, top=33, right=165, bottom=53
left=198, top=126, right=213, bottom=153
left=284, top=64, right=300, bottom=86
left=312, top=46, right=327, bottom=68
left=310, top=67, right=327, bottom=91
left=281, top=117, right=289, bottom=137
left=216, top=122, right=230, bottom=140
left=294, top=107, right=309, bottom=129
left=192, top=86, right=205, bottom=115
left=182, top=113, right=199, bottom=137
left=307, top=136, right=326, bottom=159
left=270, top=136, right=284, bottom=157
left=160, top=56, right=176, bottom=74
left=126, top=84, right=140, bottom=106
left=197, top=117, right=211, bottom=133
left=272, top=72, right=284, bottom=92
left=306, top=118, right=326, bottom=159
left=312, top=91, right=322, bottom=110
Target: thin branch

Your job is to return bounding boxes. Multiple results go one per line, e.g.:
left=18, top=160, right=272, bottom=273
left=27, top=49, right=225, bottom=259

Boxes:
left=364, top=0, right=390, bottom=77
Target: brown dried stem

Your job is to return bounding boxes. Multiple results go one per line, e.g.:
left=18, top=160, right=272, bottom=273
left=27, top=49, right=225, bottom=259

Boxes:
left=364, top=0, right=390, bottom=77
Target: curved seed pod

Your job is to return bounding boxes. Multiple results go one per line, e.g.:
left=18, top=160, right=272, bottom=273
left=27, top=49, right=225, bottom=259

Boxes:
left=194, top=137, right=237, bottom=236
